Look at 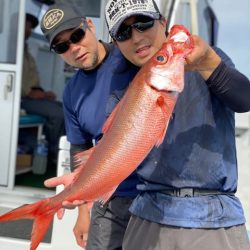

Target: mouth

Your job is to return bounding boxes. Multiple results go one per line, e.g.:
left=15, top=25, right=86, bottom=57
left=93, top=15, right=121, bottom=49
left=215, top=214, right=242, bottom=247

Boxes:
left=76, top=52, right=88, bottom=61
left=136, top=45, right=151, bottom=57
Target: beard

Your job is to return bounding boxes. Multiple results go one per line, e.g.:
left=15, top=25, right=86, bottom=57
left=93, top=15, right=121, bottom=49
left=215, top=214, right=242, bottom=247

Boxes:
left=80, top=51, right=100, bottom=71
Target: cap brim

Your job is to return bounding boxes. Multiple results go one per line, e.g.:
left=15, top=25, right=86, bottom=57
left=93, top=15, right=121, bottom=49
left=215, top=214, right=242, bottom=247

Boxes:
left=49, top=17, right=82, bottom=47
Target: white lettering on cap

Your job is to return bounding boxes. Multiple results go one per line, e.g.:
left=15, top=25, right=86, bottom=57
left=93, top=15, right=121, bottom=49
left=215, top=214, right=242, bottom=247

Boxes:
left=43, top=9, right=64, bottom=30
left=106, top=0, right=156, bottom=31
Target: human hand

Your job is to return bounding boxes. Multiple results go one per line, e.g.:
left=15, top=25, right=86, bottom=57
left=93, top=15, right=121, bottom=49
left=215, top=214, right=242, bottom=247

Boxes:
left=44, top=172, right=80, bottom=219
left=73, top=204, right=90, bottom=248
left=62, top=200, right=86, bottom=209
left=184, top=35, right=221, bottom=80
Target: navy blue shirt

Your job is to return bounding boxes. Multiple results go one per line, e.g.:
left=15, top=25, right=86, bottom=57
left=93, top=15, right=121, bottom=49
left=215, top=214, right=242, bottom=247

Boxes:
left=108, top=47, right=250, bottom=228
left=63, top=43, right=139, bottom=197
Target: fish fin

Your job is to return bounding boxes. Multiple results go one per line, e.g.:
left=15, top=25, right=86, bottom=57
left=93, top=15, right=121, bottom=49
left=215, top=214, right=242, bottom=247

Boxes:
left=30, top=214, right=54, bottom=250
left=98, top=186, right=118, bottom=205
left=155, top=95, right=172, bottom=147
left=0, top=198, right=57, bottom=250
left=74, top=147, right=96, bottom=169
left=102, top=98, right=124, bottom=134
left=0, top=201, right=43, bottom=221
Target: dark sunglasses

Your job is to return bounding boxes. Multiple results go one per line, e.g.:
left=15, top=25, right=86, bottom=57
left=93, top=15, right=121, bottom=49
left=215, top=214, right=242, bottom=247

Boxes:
left=51, top=22, right=87, bottom=54
left=114, top=16, right=156, bottom=42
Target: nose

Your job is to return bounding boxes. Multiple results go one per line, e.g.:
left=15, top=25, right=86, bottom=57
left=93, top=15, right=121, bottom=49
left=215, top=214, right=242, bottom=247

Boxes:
left=68, top=42, right=81, bottom=53
left=130, top=28, right=144, bottom=43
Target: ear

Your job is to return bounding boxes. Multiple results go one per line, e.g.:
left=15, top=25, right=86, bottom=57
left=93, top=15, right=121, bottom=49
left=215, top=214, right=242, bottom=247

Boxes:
left=159, top=17, right=167, bottom=28
left=159, top=17, right=168, bottom=37
left=86, top=19, right=96, bottom=33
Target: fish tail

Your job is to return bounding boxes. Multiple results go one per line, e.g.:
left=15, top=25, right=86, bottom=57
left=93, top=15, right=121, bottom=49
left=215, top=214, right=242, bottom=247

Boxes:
left=30, top=212, right=54, bottom=250
left=0, top=199, right=56, bottom=250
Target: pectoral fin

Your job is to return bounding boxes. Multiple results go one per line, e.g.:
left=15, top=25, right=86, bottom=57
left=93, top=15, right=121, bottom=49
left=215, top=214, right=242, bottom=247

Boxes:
left=155, top=94, right=177, bottom=147
left=74, top=147, right=96, bottom=169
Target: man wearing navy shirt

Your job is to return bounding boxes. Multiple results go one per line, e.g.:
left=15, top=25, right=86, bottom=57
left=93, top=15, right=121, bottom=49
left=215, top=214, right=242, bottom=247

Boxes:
left=104, top=0, right=250, bottom=249
left=43, top=0, right=250, bottom=249
left=41, top=3, right=139, bottom=250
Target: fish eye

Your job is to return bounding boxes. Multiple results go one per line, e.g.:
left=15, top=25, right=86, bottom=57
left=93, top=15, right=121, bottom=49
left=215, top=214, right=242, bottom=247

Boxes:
left=157, top=55, right=165, bottom=61
left=155, top=54, right=168, bottom=64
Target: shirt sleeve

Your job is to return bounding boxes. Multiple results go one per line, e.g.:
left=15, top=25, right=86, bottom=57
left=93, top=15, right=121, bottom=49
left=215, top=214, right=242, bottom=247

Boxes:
left=206, top=48, right=250, bottom=113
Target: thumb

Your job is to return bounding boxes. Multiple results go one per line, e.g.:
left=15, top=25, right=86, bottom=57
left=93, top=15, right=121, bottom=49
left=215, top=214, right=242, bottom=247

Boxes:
left=44, top=175, right=67, bottom=188
left=57, top=208, right=65, bottom=220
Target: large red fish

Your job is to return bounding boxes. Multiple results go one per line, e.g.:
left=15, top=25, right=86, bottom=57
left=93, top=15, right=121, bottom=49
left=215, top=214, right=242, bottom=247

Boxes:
left=0, top=25, right=193, bottom=250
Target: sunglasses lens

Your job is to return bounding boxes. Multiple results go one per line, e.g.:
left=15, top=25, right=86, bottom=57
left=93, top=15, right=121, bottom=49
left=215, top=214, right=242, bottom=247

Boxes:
left=116, top=27, right=132, bottom=42
left=115, top=17, right=155, bottom=42
left=134, top=20, right=154, bottom=32
left=52, top=24, right=86, bottom=54
left=70, top=29, right=85, bottom=43
left=53, top=42, right=69, bottom=54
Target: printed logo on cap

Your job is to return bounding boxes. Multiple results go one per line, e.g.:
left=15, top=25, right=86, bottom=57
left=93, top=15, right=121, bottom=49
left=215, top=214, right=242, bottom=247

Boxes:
left=43, top=9, right=64, bottom=30
left=106, top=0, right=156, bottom=31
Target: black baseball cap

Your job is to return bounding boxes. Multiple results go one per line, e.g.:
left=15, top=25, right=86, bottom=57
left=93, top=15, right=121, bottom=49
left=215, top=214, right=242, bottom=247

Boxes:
left=40, top=3, right=84, bottom=48
left=26, top=13, right=39, bottom=29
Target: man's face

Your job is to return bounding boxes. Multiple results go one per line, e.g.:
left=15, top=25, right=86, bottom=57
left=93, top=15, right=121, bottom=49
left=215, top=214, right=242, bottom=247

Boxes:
left=53, top=19, right=101, bottom=70
left=115, top=15, right=167, bottom=67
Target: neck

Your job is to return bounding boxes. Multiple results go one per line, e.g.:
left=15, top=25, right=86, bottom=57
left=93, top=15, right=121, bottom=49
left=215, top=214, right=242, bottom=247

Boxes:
left=97, top=41, right=107, bottom=65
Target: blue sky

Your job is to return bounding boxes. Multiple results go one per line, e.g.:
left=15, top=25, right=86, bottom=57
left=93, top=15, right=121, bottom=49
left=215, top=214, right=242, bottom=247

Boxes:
left=212, top=0, right=250, bottom=78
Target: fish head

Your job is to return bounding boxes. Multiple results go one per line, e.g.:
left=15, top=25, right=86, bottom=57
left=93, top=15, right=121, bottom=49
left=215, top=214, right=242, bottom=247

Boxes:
left=145, top=25, right=194, bottom=94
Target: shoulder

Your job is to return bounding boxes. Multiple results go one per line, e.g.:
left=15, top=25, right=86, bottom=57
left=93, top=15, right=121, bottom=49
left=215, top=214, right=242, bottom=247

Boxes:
left=100, top=41, right=139, bottom=74
left=109, top=46, right=138, bottom=74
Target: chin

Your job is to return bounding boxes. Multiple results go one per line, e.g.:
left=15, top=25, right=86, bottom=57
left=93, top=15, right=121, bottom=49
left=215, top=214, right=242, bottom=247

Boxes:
left=133, top=57, right=149, bottom=67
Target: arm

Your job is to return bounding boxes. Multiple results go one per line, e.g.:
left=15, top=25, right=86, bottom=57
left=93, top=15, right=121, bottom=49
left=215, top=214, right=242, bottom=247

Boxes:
left=73, top=204, right=90, bottom=248
left=185, top=35, right=250, bottom=112
left=45, top=144, right=92, bottom=246
left=206, top=61, right=250, bottom=112
left=68, top=143, right=92, bottom=248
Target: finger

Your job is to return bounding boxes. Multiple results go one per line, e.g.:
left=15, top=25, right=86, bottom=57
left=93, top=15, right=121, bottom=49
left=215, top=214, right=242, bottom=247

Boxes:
left=75, top=235, right=84, bottom=248
left=73, top=227, right=87, bottom=248
left=73, top=200, right=86, bottom=206
left=62, top=200, right=85, bottom=209
left=57, top=208, right=65, bottom=220
left=62, top=201, right=78, bottom=209
left=44, top=176, right=66, bottom=187
left=77, top=234, right=88, bottom=248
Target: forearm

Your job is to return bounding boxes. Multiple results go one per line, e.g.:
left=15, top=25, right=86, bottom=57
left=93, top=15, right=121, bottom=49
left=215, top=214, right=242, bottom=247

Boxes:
left=206, top=61, right=250, bottom=112
left=77, top=203, right=90, bottom=219
left=74, top=204, right=90, bottom=248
